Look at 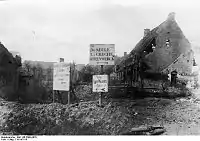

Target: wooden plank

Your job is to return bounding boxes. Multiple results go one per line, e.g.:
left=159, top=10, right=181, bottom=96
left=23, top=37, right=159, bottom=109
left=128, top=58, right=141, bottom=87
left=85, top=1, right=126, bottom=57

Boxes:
left=121, top=126, right=165, bottom=135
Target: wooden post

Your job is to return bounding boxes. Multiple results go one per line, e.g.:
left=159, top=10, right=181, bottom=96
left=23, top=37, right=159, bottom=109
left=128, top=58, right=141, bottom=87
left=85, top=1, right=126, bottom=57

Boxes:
left=99, top=65, right=104, bottom=106
left=100, top=65, right=104, bottom=74
left=53, top=90, right=55, bottom=103
left=68, top=64, right=71, bottom=105
left=68, top=91, right=70, bottom=105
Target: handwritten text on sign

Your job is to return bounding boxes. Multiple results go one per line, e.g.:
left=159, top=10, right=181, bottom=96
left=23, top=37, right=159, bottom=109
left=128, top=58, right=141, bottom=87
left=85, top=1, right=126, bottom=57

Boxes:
left=93, top=75, right=108, bottom=92
left=53, top=62, right=70, bottom=91
left=89, top=44, right=115, bottom=65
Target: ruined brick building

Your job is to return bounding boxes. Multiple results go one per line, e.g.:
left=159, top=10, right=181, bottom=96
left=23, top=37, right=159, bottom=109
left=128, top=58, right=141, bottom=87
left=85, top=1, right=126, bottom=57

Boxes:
left=0, top=42, right=21, bottom=100
left=116, top=12, right=194, bottom=85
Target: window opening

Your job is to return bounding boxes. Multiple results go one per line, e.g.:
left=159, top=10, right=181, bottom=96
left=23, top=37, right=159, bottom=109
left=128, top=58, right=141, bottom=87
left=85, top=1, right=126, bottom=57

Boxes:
left=144, top=38, right=156, bottom=54
left=166, top=39, right=170, bottom=47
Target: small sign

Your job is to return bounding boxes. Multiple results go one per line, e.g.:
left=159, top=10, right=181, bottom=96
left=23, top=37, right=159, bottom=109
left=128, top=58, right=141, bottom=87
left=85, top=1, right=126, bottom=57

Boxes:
left=89, top=44, right=115, bottom=65
left=93, top=75, right=108, bottom=92
left=53, top=62, right=70, bottom=91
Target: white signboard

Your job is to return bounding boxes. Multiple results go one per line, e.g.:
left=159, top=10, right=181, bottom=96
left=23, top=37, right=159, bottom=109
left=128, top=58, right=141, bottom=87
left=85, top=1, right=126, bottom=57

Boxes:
left=92, top=75, right=108, bottom=92
left=89, top=44, right=115, bottom=65
left=53, top=62, right=70, bottom=91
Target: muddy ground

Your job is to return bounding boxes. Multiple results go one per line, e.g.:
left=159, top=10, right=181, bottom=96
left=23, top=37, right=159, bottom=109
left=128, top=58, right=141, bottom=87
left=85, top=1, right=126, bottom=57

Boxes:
left=0, top=87, right=200, bottom=135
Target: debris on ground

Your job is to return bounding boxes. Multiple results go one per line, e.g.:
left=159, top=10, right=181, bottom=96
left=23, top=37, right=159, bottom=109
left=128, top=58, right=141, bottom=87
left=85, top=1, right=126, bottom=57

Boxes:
left=0, top=83, right=200, bottom=135
left=1, top=100, right=138, bottom=135
left=0, top=95, right=195, bottom=135
left=121, top=125, right=166, bottom=135
left=75, top=85, right=99, bottom=102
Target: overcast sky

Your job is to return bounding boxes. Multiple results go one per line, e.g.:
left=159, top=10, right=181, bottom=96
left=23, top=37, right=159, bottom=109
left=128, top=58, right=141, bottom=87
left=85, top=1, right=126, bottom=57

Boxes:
left=0, top=0, right=200, bottom=64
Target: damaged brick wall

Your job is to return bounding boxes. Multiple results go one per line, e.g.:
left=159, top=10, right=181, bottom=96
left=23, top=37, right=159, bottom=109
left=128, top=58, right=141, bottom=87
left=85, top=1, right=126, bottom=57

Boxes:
left=144, top=13, right=192, bottom=73
left=0, top=43, right=20, bottom=100
left=162, top=50, right=194, bottom=75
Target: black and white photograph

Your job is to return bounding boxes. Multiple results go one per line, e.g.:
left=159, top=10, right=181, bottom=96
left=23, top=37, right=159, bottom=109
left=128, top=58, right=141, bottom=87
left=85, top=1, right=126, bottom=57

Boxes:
left=0, top=0, right=200, bottom=138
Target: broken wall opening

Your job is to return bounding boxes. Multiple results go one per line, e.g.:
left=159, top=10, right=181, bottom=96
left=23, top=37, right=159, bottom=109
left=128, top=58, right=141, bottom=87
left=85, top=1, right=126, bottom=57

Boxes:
left=143, top=38, right=156, bottom=54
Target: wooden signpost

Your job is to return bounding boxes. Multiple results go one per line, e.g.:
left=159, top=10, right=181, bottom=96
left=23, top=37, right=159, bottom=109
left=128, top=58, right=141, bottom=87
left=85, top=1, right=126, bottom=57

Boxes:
left=89, top=44, right=115, bottom=106
left=92, top=73, right=108, bottom=106
left=53, top=59, right=71, bottom=104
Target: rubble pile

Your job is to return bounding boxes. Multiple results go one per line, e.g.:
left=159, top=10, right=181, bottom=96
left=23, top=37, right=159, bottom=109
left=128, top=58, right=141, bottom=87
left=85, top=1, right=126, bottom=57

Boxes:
left=42, top=85, right=98, bottom=104
left=0, top=83, right=195, bottom=135
left=75, top=85, right=99, bottom=102
left=2, top=100, right=137, bottom=135
left=140, top=78, right=192, bottom=98
left=2, top=94, right=199, bottom=135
